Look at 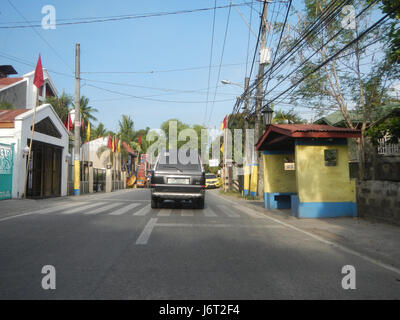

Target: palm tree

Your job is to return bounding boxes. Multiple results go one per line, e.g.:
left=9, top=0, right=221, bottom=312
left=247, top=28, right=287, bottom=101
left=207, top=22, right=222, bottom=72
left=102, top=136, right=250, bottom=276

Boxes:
left=273, top=109, right=304, bottom=124
left=45, top=91, right=72, bottom=121
left=94, top=122, right=107, bottom=138
left=73, top=95, right=98, bottom=141
left=118, top=115, right=135, bottom=143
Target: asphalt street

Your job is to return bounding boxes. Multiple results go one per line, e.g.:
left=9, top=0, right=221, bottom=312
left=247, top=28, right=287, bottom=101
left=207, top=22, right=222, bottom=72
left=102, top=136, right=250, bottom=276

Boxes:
left=0, top=189, right=399, bottom=299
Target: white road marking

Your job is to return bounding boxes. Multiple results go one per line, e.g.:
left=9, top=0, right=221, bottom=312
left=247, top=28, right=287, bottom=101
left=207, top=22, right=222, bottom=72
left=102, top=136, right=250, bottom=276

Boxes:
left=156, top=223, right=284, bottom=229
left=85, top=202, right=122, bottom=214
left=218, top=204, right=240, bottom=218
left=158, top=209, right=172, bottom=217
left=181, top=209, right=194, bottom=216
left=136, top=218, right=158, bottom=245
left=204, top=206, right=218, bottom=217
left=133, top=204, right=151, bottom=216
left=61, top=202, right=107, bottom=214
left=108, top=203, right=141, bottom=215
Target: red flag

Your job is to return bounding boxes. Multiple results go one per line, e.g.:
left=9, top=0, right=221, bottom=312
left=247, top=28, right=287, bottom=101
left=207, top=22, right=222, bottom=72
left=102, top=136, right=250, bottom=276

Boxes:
left=81, top=119, right=85, bottom=132
left=64, top=112, right=73, bottom=131
left=33, top=54, right=44, bottom=89
left=107, top=135, right=112, bottom=149
left=114, top=137, right=117, bottom=152
left=138, top=133, right=142, bottom=147
left=221, top=115, right=228, bottom=130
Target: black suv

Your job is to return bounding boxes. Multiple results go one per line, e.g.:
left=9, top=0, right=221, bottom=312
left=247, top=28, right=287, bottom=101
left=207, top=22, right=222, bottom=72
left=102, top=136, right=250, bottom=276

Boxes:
left=150, top=152, right=205, bottom=209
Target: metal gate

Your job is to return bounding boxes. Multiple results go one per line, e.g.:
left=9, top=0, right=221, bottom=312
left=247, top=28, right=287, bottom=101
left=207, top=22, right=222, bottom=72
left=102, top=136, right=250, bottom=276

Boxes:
left=0, top=143, right=14, bottom=200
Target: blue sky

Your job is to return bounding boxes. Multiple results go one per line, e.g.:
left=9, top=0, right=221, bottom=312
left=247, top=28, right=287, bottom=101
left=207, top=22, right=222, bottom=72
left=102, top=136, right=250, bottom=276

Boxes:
left=1, top=0, right=271, bottom=132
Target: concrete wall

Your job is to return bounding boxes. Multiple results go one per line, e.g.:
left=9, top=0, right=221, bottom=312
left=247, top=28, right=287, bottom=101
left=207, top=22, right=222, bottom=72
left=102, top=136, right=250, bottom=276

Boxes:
left=295, top=144, right=356, bottom=203
left=263, top=152, right=296, bottom=194
left=0, top=81, right=27, bottom=109
left=294, top=142, right=357, bottom=218
left=357, top=180, right=400, bottom=226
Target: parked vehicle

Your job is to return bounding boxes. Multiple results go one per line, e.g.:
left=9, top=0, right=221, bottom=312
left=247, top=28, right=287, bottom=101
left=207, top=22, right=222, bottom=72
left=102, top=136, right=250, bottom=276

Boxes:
left=150, top=152, right=205, bottom=209
left=205, top=173, right=221, bottom=189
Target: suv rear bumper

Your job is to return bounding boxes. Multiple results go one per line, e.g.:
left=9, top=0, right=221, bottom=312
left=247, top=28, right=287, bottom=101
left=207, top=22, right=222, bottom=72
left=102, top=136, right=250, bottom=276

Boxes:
left=151, top=190, right=204, bottom=200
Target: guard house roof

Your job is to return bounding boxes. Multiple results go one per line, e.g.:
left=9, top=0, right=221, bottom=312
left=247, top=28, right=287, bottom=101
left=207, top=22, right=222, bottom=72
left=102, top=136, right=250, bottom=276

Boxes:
left=255, top=124, right=361, bottom=151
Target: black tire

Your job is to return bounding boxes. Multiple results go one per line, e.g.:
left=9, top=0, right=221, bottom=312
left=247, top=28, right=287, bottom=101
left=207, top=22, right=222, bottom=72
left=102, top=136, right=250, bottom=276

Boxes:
left=196, top=197, right=205, bottom=209
left=151, top=197, right=158, bottom=209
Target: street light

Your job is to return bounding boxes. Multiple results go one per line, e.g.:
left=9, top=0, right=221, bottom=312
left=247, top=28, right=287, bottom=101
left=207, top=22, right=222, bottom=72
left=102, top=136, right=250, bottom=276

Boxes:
left=221, top=80, right=244, bottom=88
left=262, top=106, right=274, bottom=126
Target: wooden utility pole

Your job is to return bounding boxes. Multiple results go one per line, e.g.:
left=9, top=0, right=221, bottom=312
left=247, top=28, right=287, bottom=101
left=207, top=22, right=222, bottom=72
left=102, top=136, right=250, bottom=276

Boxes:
left=73, top=43, right=81, bottom=196
left=254, top=0, right=269, bottom=198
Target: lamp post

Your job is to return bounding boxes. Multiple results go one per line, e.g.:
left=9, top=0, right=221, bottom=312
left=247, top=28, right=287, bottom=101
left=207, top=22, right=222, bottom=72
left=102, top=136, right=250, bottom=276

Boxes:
left=221, top=80, right=244, bottom=88
left=262, top=106, right=274, bottom=127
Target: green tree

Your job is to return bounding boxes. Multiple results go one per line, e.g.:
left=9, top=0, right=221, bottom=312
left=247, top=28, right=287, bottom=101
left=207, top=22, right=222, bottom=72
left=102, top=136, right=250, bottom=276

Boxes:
left=272, top=109, right=305, bottom=124
left=281, top=0, right=391, bottom=179
left=45, top=91, right=72, bottom=121
left=93, top=122, right=107, bottom=138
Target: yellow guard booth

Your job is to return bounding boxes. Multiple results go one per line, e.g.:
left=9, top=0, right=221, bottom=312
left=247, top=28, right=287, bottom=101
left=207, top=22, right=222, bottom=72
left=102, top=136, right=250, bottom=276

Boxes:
left=255, top=124, right=361, bottom=218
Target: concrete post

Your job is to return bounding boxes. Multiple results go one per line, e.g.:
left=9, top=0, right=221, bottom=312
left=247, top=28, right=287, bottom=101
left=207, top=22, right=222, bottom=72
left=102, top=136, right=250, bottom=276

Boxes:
left=123, top=171, right=126, bottom=189
left=106, top=167, right=112, bottom=193
left=88, top=165, right=93, bottom=193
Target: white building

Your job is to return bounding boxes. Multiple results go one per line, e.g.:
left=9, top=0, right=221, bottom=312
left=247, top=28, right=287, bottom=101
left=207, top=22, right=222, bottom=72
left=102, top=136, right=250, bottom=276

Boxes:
left=0, top=104, right=70, bottom=199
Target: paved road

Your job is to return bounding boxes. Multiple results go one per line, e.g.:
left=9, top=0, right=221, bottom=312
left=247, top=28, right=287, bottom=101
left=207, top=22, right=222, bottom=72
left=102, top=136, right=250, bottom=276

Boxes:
left=0, top=189, right=399, bottom=299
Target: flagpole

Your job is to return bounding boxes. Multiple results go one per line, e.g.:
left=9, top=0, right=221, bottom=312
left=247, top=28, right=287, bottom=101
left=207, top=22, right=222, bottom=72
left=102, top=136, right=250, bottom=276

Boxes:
left=23, top=89, right=39, bottom=199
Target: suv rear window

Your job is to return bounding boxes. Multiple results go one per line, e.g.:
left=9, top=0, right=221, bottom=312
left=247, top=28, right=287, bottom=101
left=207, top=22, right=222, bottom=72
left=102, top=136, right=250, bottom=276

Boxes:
left=156, top=155, right=201, bottom=172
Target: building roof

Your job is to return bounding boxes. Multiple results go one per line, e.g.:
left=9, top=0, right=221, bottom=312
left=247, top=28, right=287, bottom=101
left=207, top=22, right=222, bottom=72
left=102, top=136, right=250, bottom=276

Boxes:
left=0, top=77, right=24, bottom=89
left=0, top=109, right=29, bottom=128
left=0, top=65, right=17, bottom=77
left=255, top=124, right=361, bottom=151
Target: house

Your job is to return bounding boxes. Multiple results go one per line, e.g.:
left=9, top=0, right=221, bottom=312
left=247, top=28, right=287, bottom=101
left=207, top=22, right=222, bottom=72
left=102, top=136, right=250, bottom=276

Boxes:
left=0, top=65, right=58, bottom=110
left=0, top=104, right=70, bottom=199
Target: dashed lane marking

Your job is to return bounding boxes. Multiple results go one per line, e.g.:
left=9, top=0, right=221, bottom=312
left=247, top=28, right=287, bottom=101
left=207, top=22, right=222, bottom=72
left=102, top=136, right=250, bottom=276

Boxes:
left=136, top=218, right=158, bottom=245
left=85, top=202, right=122, bottom=215
left=61, top=202, right=107, bottom=214
left=158, top=209, right=172, bottom=217
left=108, top=203, right=141, bottom=215
left=133, top=204, right=151, bottom=216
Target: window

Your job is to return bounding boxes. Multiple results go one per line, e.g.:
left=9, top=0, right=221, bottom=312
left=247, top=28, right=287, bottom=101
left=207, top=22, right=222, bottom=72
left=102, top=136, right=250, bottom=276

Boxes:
left=324, top=149, right=337, bottom=166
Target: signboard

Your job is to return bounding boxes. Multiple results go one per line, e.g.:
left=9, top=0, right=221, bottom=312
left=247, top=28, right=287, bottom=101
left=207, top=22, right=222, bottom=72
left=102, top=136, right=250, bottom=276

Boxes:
left=284, top=162, right=295, bottom=171
left=209, top=159, right=219, bottom=167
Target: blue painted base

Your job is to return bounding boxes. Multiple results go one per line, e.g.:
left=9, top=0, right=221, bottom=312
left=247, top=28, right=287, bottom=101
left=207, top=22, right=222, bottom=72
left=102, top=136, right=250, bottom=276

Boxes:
left=250, top=191, right=257, bottom=197
left=292, top=199, right=357, bottom=218
left=243, top=189, right=249, bottom=196
left=73, top=189, right=80, bottom=196
left=264, top=192, right=297, bottom=209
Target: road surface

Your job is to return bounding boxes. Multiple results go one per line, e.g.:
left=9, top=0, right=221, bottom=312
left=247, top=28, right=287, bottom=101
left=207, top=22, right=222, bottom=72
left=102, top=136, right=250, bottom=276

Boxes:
left=0, top=189, right=398, bottom=299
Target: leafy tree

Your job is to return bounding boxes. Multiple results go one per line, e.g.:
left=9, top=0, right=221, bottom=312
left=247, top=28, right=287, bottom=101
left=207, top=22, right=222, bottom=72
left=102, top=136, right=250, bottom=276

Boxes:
left=281, top=0, right=391, bottom=179
left=93, top=122, right=107, bottom=138
left=45, top=91, right=72, bottom=121
left=272, top=109, right=305, bottom=124
left=376, top=0, right=400, bottom=64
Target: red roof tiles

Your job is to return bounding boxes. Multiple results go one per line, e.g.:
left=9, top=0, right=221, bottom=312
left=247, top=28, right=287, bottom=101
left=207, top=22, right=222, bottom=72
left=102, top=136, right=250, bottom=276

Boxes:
left=0, top=109, right=29, bottom=128
left=0, top=77, right=24, bottom=89
left=256, top=124, right=361, bottom=150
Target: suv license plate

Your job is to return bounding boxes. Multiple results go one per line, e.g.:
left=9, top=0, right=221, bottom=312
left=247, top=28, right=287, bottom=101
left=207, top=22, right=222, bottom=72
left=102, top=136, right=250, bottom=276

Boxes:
left=168, top=178, right=190, bottom=184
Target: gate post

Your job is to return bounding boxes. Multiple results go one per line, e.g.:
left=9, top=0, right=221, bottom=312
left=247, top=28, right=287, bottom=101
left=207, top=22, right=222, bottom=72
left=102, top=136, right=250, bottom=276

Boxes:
left=105, top=165, right=112, bottom=193
left=88, top=162, right=93, bottom=193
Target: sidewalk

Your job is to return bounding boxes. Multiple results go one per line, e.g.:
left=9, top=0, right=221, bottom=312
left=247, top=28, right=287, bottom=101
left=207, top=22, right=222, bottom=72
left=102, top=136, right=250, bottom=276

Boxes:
left=214, top=190, right=400, bottom=272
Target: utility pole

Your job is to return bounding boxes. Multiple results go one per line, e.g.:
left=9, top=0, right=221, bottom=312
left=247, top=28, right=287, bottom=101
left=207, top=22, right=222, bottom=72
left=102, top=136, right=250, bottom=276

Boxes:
left=253, top=0, right=269, bottom=198
left=73, top=43, right=81, bottom=196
